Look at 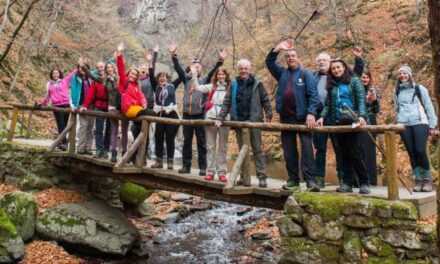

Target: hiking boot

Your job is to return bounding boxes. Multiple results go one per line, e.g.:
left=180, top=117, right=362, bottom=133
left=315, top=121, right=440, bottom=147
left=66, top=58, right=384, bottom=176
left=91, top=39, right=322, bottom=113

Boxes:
left=258, top=178, right=267, bottom=188
left=336, top=184, right=353, bottom=193
left=316, top=177, right=325, bottom=189
left=204, top=172, right=214, bottom=181
left=178, top=167, right=191, bottom=174
left=282, top=181, right=300, bottom=192
left=422, top=179, right=433, bottom=192
left=413, top=180, right=423, bottom=192
left=236, top=178, right=252, bottom=187
left=151, top=160, right=163, bottom=169
left=359, top=184, right=371, bottom=194
left=199, top=169, right=206, bottom=177
left=111, top=151, right=117, bottom=163
left=57, top=144, right=67, bottom=151
left=167, top=160, right=174, bottom=170
left=307, top=182, right=320, bottom=192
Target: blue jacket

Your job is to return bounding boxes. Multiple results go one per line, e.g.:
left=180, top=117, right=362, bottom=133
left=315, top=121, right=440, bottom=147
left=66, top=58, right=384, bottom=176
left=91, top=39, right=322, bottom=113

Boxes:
left=70, top=73, right=92, bottom=109
left=266, top=49, right=320, bottom=121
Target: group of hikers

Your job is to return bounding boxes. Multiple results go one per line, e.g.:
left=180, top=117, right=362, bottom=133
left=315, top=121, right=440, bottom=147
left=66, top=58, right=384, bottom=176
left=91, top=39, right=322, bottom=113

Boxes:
left=38, top=39, right=438, bottom=194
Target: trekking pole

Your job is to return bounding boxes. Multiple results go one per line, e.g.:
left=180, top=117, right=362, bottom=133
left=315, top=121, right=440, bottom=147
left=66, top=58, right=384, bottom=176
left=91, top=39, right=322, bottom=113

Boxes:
left=344, top=107, right=413, bottom=194
left=294, top=9, right=320, bottom=42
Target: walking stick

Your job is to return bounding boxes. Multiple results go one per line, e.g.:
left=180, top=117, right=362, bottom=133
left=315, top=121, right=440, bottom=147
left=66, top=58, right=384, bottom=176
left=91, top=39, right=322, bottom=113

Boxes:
left=294, top=10, right=320, bottom=42
left=344, top=107, right=413, bottom=194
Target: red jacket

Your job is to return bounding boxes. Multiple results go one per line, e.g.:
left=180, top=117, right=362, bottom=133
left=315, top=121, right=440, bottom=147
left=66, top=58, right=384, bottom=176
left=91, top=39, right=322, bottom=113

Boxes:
left=82, top=80, right=108, bottom=111
left=117, top=55, right=146, bottom=114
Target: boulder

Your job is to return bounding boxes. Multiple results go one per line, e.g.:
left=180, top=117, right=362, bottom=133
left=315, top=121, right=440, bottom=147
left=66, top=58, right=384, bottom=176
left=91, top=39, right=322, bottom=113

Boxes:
left=0, top=191, right=37, bottom=241
left=343, top=231, right=362, bottom=263
left=36, top=200, right=139, bottom=255
left=119, top=182, right=153, bottom=205
left=381, top=230, right=423, bottom=250
left=277, top=216, right=304, bottom=237
left=361, top=236, right=395, bottom=257
left=0, top=208, right=24, bottom=263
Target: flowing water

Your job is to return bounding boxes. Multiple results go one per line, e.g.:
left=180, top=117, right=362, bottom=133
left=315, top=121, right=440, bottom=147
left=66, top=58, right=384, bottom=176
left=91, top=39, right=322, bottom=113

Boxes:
left=144, top=202, right=280, bottom=264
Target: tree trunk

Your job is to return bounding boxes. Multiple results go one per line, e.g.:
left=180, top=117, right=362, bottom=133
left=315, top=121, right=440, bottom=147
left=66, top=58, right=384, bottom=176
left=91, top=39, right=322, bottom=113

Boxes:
left=0, top=0, right=11, bottom=35
left=427, top=0, right=440, bottom=252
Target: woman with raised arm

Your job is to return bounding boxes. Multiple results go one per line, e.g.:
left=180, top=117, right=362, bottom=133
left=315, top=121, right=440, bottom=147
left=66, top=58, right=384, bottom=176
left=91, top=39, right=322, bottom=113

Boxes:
left=394, top=65, right=438, bottom=192
left=148, top=45, right=180, bottom=170
left=316, top=59, right=370, bottom=194
left=38, top=67, right=76, bottom=150
left=189, top=64, right=230, bottom=182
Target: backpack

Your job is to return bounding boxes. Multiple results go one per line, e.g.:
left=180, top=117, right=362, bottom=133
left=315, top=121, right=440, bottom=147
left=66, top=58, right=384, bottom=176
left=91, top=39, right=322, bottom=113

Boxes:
left=335, top=83, right=355, bottom=125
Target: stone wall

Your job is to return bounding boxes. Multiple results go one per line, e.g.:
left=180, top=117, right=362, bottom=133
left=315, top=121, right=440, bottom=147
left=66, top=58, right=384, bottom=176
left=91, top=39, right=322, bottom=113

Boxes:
left=278, top=192, right=438, bottom=264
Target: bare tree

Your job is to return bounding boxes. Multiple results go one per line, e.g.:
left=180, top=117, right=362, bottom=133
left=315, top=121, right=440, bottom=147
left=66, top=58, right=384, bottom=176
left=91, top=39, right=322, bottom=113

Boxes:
left=0, top=0, right=41, bottom=64
left=427, top=0, right=440, bottom=251
left=0, top=0, right=11, bottom=35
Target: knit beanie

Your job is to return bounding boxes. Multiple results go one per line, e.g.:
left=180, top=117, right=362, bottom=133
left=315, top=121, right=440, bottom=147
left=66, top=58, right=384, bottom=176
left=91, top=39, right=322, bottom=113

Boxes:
left=399, top=65, right=413, bottom=78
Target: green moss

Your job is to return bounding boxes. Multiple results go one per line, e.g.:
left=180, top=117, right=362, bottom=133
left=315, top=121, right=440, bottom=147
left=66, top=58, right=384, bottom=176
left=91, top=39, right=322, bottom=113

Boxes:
left=0, top=208, right=17, bottom=238
left=391, top=201, right=418, bottom=220
left=120, top=182, right=153, bottom=205
left=282, top=237, right=339, bottom=262
left=39, top=209, right=84, bottom=228
left=363, top=236, right=395, bottom=257
left=368, top=256, right=398, bottom=264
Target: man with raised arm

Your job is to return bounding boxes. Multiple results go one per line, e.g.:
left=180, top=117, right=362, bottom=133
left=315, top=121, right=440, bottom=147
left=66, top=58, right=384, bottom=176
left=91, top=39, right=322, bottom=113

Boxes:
left=265, top=39, right=320, bottom=192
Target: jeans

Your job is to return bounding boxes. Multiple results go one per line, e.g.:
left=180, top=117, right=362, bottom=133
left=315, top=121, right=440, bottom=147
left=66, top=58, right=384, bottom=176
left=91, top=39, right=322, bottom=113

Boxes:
left=53, top=105, right=70, bottom=145
left=182, top=114, right=207, bottom=170
left=95, top=115, right=107, bottom=152
left=334, top=132, right=369, bottom=187
left=400, top=124, right=430, bottom=179
left=155, top=112, right=179, bottom=160
left=206, top=125, right=230, bottom=174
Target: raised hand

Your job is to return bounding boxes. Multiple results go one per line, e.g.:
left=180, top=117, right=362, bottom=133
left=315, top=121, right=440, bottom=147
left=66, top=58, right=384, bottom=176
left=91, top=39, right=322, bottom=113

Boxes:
left=117, top=42, right=125, bottom=52
left=153, top=45, right=159, bottom=53
left=275, top=39, right=294, bottom=52
left=353, top=46, right=363, bottom=58
left=168, top=43, right=177, bottom=55
left=145, top=50, right=153, bottom=62
left=78, top=57, right=84, bottom=66
left=218, top=49, right=227, bottom=61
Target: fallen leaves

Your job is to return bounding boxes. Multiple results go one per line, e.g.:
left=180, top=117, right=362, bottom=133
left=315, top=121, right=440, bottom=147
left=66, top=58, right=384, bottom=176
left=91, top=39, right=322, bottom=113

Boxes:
left=244, top=217, right=280, bottom=241
left=19, top=241, right=83, bottom=264
left=34, top=188, right=85, bottom=212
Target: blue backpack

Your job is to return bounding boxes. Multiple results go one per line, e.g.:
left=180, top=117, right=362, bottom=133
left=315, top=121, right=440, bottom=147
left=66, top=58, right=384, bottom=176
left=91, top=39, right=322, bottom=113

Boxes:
left=335, top=83, right=355, bottom=124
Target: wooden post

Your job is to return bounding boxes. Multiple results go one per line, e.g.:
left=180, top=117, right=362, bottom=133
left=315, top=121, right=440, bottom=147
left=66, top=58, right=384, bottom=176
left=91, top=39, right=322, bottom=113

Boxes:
left=19, top=111, right=24, bottom=137
left=25, top=110, right=33, bottom=138
left=241, top=128, right=252, bottom=186
left=68, top=113, right=77, bottom=154
left=385, top=131, right=399, bottom=200
left=7, top=107, right=19, bottom=142
left=135, top=120, right=149, bottom=168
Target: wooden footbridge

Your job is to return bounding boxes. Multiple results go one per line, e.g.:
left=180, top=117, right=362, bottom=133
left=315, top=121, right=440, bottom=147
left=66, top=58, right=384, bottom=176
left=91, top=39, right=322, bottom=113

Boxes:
left=0, top=104, right=436, bottom=215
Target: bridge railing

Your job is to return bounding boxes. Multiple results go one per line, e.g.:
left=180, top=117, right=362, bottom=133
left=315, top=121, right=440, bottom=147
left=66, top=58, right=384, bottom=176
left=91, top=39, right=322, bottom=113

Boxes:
left=1, top=103, right=406, bottom=200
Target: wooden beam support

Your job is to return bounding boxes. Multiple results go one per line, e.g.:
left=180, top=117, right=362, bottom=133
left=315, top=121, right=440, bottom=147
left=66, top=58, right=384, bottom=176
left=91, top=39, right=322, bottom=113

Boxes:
left=50, top=116, right=74, bottom=151
left=241, top=128, right=252, bottom=186
left=68, top=113, right=77, bottom=154
left=385, top=131, right=399, bottom=200
left=7, top=107, right=19, bottom=142
left=224, top=144, right=249, bottom=192
left=115, top=131, right=145, bottom=168
left=135, top=120, right=149, bottom=168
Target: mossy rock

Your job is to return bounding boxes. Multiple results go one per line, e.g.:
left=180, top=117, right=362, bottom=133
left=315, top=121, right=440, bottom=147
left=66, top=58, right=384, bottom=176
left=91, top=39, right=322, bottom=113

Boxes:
left=343, top=231, right=362, bottom=262
left=391, top=201, right=418, bottom=220
left=0, top=191, right=37, bottom=241
left=277, top=216, right=303, bottom=237
left=362, top=236, right=395, bottom=257
left=0, top=208, right=24, bottom=263
left=281, top=237, right=340, bottom=264
left=119, top=182, right=153, bottom=205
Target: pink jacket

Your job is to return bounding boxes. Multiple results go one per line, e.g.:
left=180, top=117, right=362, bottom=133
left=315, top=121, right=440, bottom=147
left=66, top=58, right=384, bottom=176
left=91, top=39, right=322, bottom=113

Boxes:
left=41, top=70, right=76, bottom=106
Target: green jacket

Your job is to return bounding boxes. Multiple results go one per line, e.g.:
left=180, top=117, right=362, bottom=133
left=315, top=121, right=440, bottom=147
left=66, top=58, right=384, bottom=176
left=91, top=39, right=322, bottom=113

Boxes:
left=321, top=77, right=366, bottom=124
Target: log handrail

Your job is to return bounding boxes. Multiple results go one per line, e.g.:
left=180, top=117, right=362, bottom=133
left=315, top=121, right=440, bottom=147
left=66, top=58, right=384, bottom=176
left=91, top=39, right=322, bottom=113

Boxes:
left=6, top=103, right=405, bottom=133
